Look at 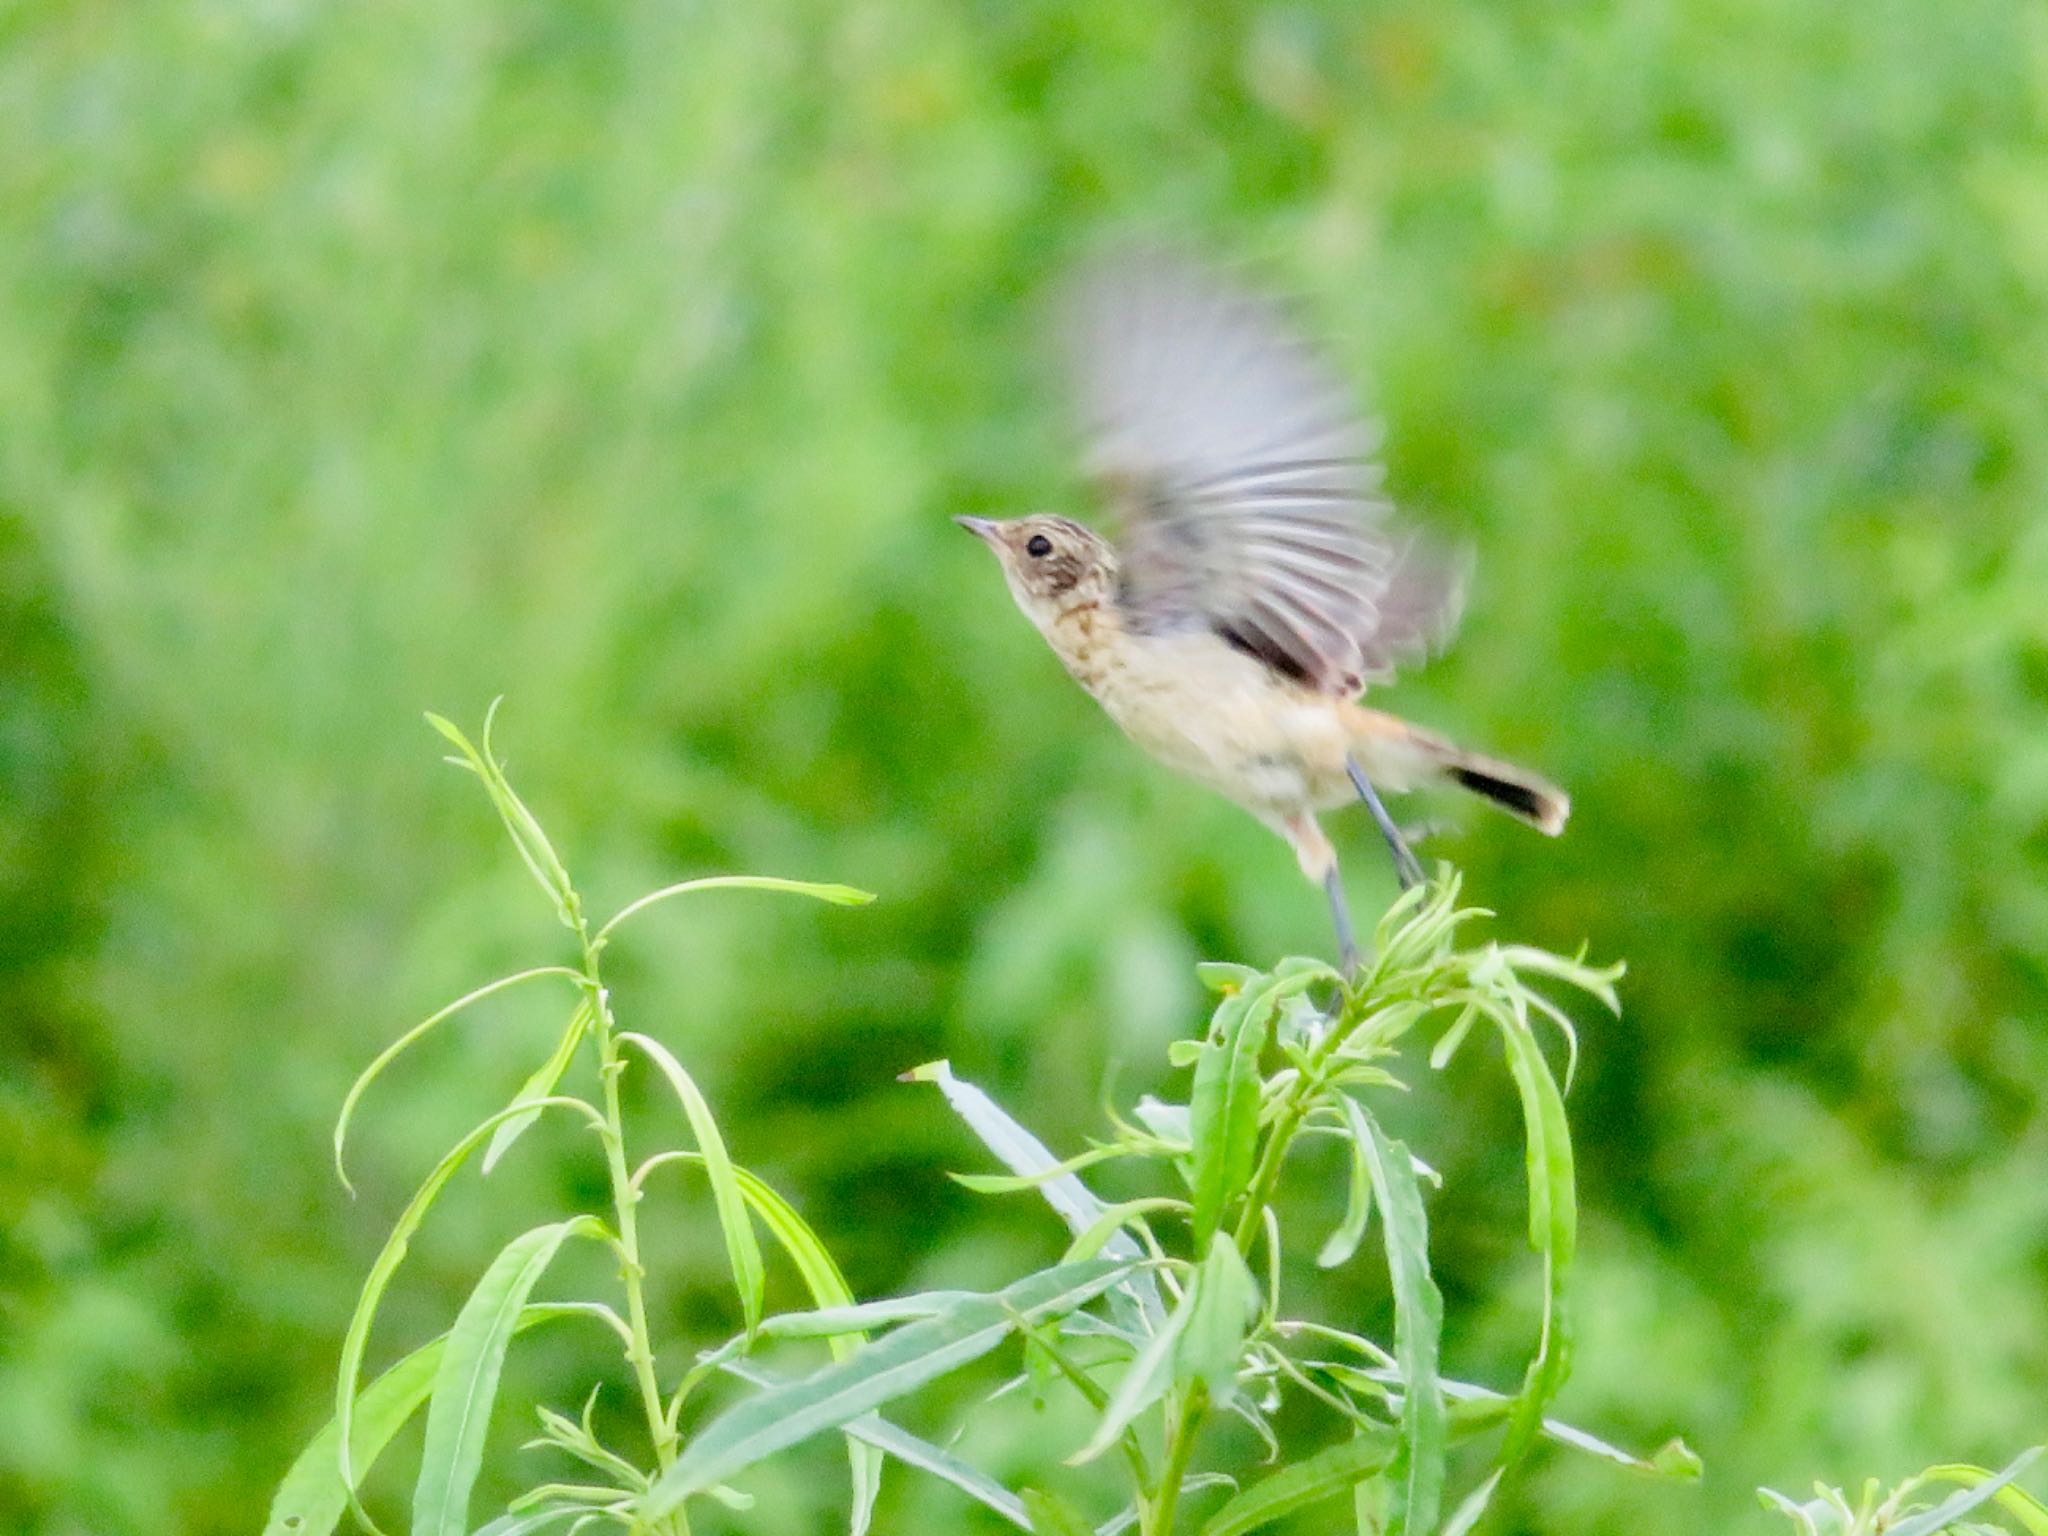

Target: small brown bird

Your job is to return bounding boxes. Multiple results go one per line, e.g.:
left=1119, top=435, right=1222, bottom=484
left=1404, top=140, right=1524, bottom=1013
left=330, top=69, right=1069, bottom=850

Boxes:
left=957, top=248, right=1568, bottom=969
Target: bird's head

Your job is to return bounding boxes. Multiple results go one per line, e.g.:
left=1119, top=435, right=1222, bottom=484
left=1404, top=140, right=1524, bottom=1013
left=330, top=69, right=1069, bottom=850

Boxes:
left=954, top=514, right=1118, bottom=628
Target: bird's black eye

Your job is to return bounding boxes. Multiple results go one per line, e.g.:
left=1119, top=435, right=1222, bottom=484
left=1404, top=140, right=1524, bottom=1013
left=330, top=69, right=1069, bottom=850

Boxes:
left=1025, top=534, right=1053, bottom=558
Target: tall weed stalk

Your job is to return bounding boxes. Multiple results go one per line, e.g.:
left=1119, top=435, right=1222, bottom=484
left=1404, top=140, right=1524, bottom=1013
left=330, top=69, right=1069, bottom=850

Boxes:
left=277, top=714, right=1715, bottom=1534
left=266, top=707, right=882, bottom=1536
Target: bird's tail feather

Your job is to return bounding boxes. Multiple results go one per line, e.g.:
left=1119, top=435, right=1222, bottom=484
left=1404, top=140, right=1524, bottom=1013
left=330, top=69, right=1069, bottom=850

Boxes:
left=1438, top=750, right=1570, bottom=836
left=1342, top=704, right=1569, bottom=836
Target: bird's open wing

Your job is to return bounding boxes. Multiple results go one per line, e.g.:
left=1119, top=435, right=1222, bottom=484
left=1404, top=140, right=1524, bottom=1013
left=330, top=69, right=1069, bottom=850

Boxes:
left=1060, top=247, right=1464, bottom=695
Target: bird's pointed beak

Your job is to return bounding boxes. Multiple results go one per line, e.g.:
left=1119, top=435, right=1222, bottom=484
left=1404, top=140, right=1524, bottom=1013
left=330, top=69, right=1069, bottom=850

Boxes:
left=953, top=515, right=1000, bottom=545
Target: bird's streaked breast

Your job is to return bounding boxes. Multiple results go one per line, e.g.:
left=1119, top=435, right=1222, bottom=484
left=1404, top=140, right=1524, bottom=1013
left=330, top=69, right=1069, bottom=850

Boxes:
left=1052, top=622, right=1356, bottom=815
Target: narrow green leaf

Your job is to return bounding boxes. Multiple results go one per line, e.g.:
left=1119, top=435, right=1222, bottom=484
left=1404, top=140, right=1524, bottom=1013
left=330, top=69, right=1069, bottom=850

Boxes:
left=1910, top=1455, right=2048, bottom=1536
left=266, top=1305, right=589, bottom=1536
left=1426, top=1004, right=1479, bottom=1071
left=726, top=1360, right=1033, bottom=1530
left=1021, top=1487, right=1096, bottom=1536
left=1354, top=1474, right=1388, bottom=1535
left=1355, top=1106, right=1445, bottom=1536
left=904, top=1061, right=1133, bottom=1247
left=475, top=701, right=582, bottom=933
left=1542, top=1421, right=1701, bottom=1481
left=428, top=708, right=581, bottom=932
left=1177, top=1232, right=1257, bottom=1410
left=1441, top=1468, right=1503, bottom=1536
left=411, top=1218, right=601, bottom=1536
left=1325, top=1362, right=1700, bottom=1481
left=1198, top=1433, right=1398, bottom=1536
left=639, top=1152, right=884, bottom=1530
left=1756, top=1487, right=1829, bottom=1536
left=905, top=1059, right=1161, bottom=1330
left=269, top=1334, right=443, bottom=1536
left=759, top=1292, right=980, bottom=1339
left=1887, top=1448, right=2046, bottom=1536
left=948, top=1144, right=1129, bottom=1193
left=1493, top=1002, right=1576, bottom=1466
left=1061, top=1198, right=1186, bottom=1266
left=1317, top=1095, right=1376, bottom=1270
left=333, top=1098, right=603, bottom=1508
left=484, top=1001, right=592, bottom=1175
left=638, top=1260, right=1130, bottom=1519
left=1496, top=945, right=1625, bottom=1015
left=622, top=1030, right=766, bottom=1335
left=597, top=874, right=876, bottom=944
left=1069, top=1287, right=1192, bottom=1466
left=1189, top=979, right=1274, bottom=1247
left=333, top=967, right=579, bottom=1194
left=764, top=1196, right=879, bottom=1536
left=470, top=1509, right=591, bottom=1536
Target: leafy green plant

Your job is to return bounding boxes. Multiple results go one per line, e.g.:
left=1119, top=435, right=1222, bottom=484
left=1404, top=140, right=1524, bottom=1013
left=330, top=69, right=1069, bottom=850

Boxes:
left=268, top=708, right=1707, bottom=1535
left=265, top=706, right=896, bottom=1536
left=628, top=874, right=1701, bottom=1533
left=1760, top=1449, right=2048, bottom=1536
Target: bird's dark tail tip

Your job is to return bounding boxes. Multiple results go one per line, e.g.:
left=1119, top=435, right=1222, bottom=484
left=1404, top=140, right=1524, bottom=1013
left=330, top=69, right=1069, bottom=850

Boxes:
left=1445, top=757, right=1570, bottom=836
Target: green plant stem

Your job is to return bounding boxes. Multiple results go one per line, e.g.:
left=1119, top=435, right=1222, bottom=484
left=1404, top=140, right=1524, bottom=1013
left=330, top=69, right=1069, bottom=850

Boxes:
left=1231, top=984, right=1378, bottom=1253
left=580, top=946, right=689, bottom=1536
left=1232, top=1091, right=1314, bottom=1254
left=1148, top=1393, right=1206, bottom=1536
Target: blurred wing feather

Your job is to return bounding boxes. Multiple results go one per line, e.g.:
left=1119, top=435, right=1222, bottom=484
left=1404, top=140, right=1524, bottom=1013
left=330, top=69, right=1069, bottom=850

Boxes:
left=1061, top=248, right=1462, bottom=694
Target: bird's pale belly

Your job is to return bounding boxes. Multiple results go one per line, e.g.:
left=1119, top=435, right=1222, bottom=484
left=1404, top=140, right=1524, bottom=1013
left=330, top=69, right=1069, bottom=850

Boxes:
left=1069, top=631, right=1360, bottom=817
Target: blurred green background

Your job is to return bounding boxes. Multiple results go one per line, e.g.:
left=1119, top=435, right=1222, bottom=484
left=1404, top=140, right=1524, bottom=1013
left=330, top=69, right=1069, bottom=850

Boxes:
left=6, top=0, right=2048, bottom=1530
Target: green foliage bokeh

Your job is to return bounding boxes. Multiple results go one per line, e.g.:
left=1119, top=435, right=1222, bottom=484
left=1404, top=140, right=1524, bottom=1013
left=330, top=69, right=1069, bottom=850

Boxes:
left=4, top=0, right=2047, bottom=1530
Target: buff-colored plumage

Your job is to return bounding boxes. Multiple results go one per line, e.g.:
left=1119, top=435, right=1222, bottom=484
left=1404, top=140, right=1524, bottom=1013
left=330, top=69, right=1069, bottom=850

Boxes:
left=958, top=247, right=1566, bottom=965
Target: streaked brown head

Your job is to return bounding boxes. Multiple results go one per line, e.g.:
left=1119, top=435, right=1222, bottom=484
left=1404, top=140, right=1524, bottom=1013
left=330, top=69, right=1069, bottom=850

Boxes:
left=954, top=514, right=1117, bottom=627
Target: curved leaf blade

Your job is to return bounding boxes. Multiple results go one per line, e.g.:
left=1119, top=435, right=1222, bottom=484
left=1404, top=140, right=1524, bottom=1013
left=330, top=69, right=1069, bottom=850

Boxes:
left=1316, top=1101, right=1375, bottom=1270
left=726, top=1360, right=1033, bottom=1531
left=333, top=1097, right=601, bottom=1507
left=1887, top=1448, right=2047, bottom=1536
left=622, top=1030, right=766, bottom=1335
left=1197, top=1432, right=1396, bottom=1536
left=411, top=1218, right=601, bottom=1536
left=333, top=966, right=578, bottom=1194
left=1355, top=1103, right=1445, bottom=1536
left=598, top=875, right=876, bottom=943
left=904, top=1059, right=1161, bottom=1330
left=1189, top=981, right=1275, bottom=1247
left=266, top=1305, right=590, bottom=1536
left=1177, top=1232, right=1257, bottom=1410
left=638, top=1260, right=1131, bottom=1519
left=268, top=1334, right=444, bottom=1536
left=1493, top=998, right=1577, bottom=1466
left=1070, top=1285, right=1191, bottom=1466
left=1908, top=1454, right=2048, bottom=1536
left=428, top=708, right=581, bottom=933
left=643, top=1154, right=883, bottom=1531
left=484, top=1001, right=592, bottom=1174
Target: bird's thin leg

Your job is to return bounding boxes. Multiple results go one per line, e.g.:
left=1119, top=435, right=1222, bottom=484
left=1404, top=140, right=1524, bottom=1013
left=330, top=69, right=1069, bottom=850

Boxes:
left=1347, top=756, right=1424, bottom=890
left=1324, top=863, right=1361, bottom=976
left=1280, top=810, right=1359, bottom=974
